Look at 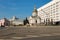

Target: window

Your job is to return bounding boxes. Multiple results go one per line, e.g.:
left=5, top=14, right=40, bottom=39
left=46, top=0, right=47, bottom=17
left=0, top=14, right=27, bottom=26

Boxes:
left=56, top=1, right=59, bottom=4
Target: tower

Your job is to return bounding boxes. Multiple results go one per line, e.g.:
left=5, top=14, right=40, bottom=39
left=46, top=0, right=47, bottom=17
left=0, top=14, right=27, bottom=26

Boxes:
left=32, top=5, right=38, bottom=17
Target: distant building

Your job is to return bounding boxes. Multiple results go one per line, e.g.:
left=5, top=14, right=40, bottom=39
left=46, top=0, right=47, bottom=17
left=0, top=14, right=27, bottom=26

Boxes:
left=0, top=18, right=10, bottom=27
left=29, top=6, right=41, bottom=26
left=9, top=16, right=18, bottom=21
left=37, top=0, right=60, bottom=24
left=9, top=16, right=24, bottom=26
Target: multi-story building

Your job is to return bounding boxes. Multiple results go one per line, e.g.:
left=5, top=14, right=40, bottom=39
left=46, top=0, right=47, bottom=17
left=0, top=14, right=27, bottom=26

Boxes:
left=37, top=0, right=60, bottom=24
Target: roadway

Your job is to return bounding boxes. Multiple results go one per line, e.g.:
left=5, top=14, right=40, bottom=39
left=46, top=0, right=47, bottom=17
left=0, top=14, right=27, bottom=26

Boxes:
left=0, top=26, right=60, bottom=40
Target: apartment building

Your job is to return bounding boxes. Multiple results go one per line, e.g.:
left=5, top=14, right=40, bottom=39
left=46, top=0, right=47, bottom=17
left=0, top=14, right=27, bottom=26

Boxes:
left=37, top=0, right=60, bottom=23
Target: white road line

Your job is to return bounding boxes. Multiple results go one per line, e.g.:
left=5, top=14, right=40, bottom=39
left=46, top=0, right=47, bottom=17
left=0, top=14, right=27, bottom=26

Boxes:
left=11, top=34, right=53, bottom=39
left=11, top=37, right=28, bottom=39
left=26, top=35, right=39, bottom=37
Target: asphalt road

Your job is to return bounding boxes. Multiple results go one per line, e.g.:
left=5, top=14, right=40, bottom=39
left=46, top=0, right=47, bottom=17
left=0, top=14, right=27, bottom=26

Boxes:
left=20, top=35, right=60, bottom=40
left=0, top=26, right=60, bottom=40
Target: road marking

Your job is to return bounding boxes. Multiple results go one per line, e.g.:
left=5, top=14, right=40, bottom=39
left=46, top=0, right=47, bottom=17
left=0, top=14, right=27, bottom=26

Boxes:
left=26, top=35, right=39, bottom=37
left=40, top=34, right=52, bottom=36
left=11, top=37, right=28, bottom=39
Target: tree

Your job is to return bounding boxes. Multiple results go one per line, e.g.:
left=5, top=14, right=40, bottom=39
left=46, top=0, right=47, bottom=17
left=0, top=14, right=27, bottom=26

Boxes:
left=23, top=17, right=29, bottom=25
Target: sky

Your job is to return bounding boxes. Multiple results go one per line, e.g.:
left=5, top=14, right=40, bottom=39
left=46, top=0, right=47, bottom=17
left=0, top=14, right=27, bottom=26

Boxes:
left=0, top=0, right=51, bottom=19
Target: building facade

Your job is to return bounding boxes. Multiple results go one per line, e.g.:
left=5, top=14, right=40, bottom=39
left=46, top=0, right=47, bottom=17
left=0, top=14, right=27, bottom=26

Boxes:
left=37, top=0, right=60, bottom=24
left=0, top=18, right=10, bottom=27
left=9, top=16, right=24, bottom=26
left=29, top=6, right=41, bottom=26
